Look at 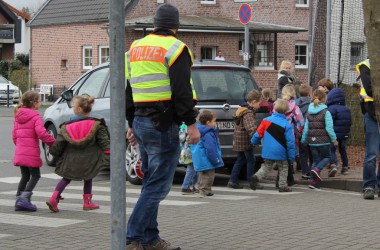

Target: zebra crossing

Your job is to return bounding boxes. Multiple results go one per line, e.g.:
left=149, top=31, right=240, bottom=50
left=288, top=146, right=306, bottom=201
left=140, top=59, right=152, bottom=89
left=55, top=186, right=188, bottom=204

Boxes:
left=0, top=180, right=304, bottom=239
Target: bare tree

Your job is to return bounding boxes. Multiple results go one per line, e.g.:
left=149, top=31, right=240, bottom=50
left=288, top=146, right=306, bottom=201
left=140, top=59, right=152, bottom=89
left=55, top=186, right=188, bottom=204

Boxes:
left=362, top=0, right=380, bottom=128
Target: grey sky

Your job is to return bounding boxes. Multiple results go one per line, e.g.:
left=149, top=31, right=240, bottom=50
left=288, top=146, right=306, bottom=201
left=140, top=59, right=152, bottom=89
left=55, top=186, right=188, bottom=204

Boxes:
left=3, top=0, right=46, bottom=13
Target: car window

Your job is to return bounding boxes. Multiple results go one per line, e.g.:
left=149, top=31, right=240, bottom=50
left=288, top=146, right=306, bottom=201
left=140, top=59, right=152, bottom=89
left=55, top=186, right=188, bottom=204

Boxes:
left=0, top=76, right=9, bottom=84
left=191, top=68, right=258, bottom=104
left=104, top=77, right=127, bottom=98
left=77, top=67, right=108, bottom=97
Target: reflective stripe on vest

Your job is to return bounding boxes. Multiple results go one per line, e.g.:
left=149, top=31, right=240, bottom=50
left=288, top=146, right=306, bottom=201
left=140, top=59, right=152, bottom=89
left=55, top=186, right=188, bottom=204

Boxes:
left=125, top=34, right=197, bottom=103
left=356, top=59, right=373, bottom=102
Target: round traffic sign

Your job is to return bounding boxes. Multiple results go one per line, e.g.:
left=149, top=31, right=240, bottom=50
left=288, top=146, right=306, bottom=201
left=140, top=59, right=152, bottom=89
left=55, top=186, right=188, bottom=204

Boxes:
left=238, top=3, right=252, bottom=25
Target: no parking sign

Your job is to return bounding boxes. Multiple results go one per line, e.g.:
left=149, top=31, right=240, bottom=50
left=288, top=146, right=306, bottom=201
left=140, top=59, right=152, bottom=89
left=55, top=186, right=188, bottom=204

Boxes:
left=239, top=3, right=252, bottom=25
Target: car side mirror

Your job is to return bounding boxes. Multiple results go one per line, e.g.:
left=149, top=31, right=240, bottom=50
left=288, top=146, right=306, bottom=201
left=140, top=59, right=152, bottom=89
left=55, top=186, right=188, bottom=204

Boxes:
left=61, top=90, right=73, bottom=108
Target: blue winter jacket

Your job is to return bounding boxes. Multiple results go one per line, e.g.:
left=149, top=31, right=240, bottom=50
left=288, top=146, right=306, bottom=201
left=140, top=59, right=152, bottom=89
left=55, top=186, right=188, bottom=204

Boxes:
left=301, top=103, right=337, bottom=146
left=251, top=113, right=295, bottom=161
left=326, top=88, right=352, bottom=140
left=191, top=124, right=223, bottom=172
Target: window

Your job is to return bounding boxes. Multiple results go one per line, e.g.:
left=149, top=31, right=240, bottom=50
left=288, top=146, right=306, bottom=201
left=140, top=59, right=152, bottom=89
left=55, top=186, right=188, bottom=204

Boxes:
left=61, top=59, right=67, bottom=68
left=295, top=42, right=308, bottom=68
left=83, top=46, right=93, bottom=69
left=350, top=43, right=364, bottom=67
left=201, top=0, right=216, bottom=4
left=296, top=0, right=308, bottom=7
left=99, top=46, right=110, bottom=64
left=252, top=33, right=274, bottom=68
left=201, top=47, right=216, bottom=60
left=77, top=67, right=109, bottom=97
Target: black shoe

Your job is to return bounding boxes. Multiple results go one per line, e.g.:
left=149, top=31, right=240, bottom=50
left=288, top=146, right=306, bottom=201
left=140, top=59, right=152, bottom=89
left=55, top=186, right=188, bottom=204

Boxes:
left=227, top=181, right=244, bottom=189
left=288, top=180, right=298, bottom=187
left=363, top=187, right=375, bottom=200
left=181, top=188, right=194, bottom=195
left=249, top=175, right=259, bottom=190
left=301, top=173, right=311, bottom=180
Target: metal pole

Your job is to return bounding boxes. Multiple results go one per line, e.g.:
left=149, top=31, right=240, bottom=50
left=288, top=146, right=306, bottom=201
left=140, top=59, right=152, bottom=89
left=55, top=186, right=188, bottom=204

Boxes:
left=109, top=0, right=126, bottom=249
left=244, top=24, right=249, bottom=67
left=6, top=84, right=9, bottom=108
left=326, top=0, right=331, bottom=79
left=307, top=0, right=313, bottom=85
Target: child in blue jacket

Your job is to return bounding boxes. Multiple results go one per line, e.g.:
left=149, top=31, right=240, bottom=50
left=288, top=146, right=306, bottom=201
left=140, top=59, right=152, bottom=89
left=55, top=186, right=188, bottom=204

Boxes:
left=250, top=99, right=295, bottom=192
left=326, top=88, right=352, bottom=175
left=191, top=110, right=223, bottom=197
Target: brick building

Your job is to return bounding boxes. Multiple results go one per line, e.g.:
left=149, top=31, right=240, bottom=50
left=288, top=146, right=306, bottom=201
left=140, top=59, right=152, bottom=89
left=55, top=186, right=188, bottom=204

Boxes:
left=28, top=0, right=317, bottom=91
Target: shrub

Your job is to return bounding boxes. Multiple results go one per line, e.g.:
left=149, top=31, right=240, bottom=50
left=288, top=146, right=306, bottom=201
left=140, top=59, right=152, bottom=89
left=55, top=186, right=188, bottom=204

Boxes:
left=15, top=53, right=29, bottom=66
left=9, top=69, right=29, bottom=93
left=0, top=60, right=9, bottom=78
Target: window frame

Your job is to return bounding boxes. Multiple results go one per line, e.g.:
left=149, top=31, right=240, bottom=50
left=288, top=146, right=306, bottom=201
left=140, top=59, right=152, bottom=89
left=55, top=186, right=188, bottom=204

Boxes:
left=296, top=0, right=308, bottom=7
left=295, top=42, right=308, bottom=69
left=82, top=45, right=93, bottom=70
left=200, top=0, right=216, bottom=4
left=99, top=45, right=110, bottom=64
left=350, top=42, right=364, bottom=67
left=201, top=46, right=217, bottom=60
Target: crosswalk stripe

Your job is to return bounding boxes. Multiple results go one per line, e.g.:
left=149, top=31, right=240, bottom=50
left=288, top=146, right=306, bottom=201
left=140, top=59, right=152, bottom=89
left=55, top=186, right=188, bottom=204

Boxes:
left=0, top=177, right=20, bottom=184
left=0, top=212, right=85, bottom=228
left=0, top=234, right=12, bottom=239
left=65, top=186, right=257, bottom=200
left=0, top=191, right=207, bottom=206
left=0, top=199, right=132, bottom=214
left=0, top=174, right=62, bottom=184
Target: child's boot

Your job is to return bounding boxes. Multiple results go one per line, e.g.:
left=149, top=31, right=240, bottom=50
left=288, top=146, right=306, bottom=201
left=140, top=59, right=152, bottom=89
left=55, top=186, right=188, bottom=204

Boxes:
left=83, top=194, right=100, bottom=210
left=16, top=192, right=37, bottom=211
left=46, top=190, right=60, bottom=212
left=14, top=195, right=25, bottom=211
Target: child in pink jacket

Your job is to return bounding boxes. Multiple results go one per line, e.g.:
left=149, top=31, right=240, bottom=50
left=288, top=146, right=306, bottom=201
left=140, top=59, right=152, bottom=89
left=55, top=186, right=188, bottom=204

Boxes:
left=12, top=91, right=55, bottom=211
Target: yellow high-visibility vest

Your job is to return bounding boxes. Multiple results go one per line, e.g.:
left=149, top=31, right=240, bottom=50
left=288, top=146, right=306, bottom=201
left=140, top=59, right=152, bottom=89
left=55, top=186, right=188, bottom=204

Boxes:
left=125, top=34, right=197, bottom=103
left=356, top=59, right=373, bottom=102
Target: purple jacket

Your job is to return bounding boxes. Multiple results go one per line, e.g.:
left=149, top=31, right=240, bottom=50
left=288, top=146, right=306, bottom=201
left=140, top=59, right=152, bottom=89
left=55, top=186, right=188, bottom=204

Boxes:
left=12, top=108, right=55, bottom=167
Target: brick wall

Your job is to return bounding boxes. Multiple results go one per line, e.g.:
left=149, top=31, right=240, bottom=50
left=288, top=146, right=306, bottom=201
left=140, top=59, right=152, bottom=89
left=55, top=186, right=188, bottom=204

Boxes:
left=31, top=23, right=109, bottom=86
left=31, top=0, right=317, bottom=91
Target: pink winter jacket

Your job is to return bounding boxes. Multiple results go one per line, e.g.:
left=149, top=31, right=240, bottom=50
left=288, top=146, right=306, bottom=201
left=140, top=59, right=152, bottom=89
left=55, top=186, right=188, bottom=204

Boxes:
left=12, top=108, right=55, bottom=167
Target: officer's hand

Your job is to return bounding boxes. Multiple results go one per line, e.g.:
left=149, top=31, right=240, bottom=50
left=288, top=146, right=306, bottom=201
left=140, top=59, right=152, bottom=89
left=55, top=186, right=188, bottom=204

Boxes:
left=187, top=123, right=200, bottom=144
left=126, top=128, right=136, bottom=147
left=333, top=140, right=338, bottom=146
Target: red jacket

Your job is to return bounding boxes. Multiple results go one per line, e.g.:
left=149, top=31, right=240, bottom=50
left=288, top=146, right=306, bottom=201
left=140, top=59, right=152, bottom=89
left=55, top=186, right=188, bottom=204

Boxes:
left=12, top=108, right=55, bottom=167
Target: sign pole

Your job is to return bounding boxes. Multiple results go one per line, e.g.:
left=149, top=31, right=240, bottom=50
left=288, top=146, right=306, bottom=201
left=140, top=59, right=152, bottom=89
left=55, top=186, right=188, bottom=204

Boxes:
left=244, top=24, right=249, bottom=67
left=238, top=3, right=252, bottom=68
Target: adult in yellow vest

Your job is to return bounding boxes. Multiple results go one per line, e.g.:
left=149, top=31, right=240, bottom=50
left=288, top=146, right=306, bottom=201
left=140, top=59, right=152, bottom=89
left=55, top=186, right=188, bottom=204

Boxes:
left=356, top=59, right=380, bottom=200
left=125, top=4, right=200, bottom=250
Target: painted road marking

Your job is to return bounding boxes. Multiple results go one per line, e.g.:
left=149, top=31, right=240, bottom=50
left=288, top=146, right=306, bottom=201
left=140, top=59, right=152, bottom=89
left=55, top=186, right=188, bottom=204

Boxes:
left=0, top=212, right=85, bottom=228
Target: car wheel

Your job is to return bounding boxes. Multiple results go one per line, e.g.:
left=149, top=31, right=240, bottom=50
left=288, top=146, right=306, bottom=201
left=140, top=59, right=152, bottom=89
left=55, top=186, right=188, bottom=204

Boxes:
left=125, top=143, right=143, bottom=185
left=44, top=124, right=57, bottom=166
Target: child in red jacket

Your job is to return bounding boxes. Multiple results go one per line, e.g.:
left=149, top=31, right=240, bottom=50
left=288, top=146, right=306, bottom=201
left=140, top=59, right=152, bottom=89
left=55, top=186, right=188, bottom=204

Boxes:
left=13, top=91, right=56, bottom=211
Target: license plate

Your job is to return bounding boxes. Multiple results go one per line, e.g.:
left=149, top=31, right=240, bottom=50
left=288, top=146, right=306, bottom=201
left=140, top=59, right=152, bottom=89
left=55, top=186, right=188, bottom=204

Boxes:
left=216, top=121, right=235, bottom=130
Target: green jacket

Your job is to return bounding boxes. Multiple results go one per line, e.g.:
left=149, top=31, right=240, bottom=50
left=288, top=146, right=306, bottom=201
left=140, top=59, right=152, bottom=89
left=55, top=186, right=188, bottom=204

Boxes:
left=49, top=117, right=110, bottom=181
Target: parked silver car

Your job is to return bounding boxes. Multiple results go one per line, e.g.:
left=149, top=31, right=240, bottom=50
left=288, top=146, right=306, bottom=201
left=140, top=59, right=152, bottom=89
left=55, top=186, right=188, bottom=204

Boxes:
left=0, top=76, right=21, bottom=105
left=43, top=60, right=267, bottom=185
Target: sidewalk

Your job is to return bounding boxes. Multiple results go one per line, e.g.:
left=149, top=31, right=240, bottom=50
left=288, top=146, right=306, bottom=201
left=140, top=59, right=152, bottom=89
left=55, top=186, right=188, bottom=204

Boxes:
left=266, top=165, right=363, bottom=193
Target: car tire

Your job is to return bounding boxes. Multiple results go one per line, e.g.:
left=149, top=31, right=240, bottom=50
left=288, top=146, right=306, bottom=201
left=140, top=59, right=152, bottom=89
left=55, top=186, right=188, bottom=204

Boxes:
left=44, top=124, right=57, bottom=166
left=125, top=143, right=142, bottom=185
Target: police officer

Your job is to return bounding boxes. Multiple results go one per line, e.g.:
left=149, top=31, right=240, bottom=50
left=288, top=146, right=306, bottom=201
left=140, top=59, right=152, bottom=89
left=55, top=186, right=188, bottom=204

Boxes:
left=125, top=4, right=200, bottom=250
left=356, top=59, right=380, bottom=200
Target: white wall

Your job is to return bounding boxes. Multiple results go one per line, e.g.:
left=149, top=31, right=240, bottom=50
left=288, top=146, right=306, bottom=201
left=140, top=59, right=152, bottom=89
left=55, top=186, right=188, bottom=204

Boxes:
left=14, top=17, right=30, bottom=55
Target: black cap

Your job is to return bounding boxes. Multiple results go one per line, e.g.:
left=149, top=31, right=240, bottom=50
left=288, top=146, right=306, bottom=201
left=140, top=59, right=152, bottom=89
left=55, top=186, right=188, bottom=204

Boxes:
left=153, top=4, right=180, bottom=29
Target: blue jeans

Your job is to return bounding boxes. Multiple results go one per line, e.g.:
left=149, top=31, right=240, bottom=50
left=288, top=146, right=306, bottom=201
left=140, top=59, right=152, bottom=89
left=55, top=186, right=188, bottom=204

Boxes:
left=310, top=145, right=331, bottom=172
left=330, top=139, right=348, bottom=167
left=229, top=150, right=255, bottom=183
left=126, top=116, right=180, bottom=245
left=363, top=113, right=380, bottom=189
left=181, top=163, right=198, bottom=189
left=299, top=143, right=311, bottom=175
